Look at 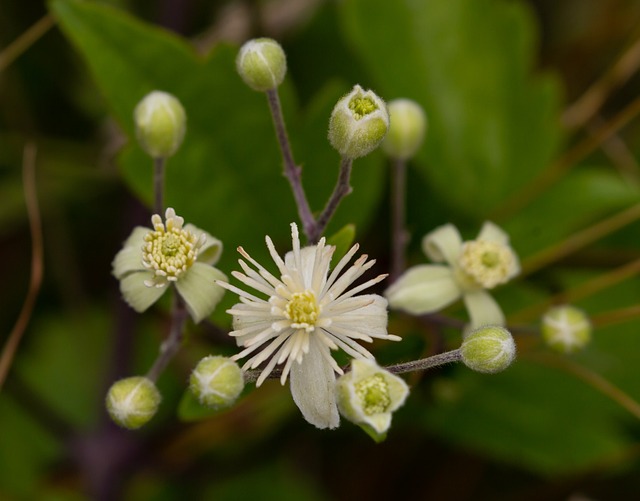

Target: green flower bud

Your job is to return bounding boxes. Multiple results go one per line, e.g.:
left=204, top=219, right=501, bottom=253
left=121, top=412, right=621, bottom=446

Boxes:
left=541, top=305, right=591, bottom=354
left=336, top=359, right=409, bottom=440
left=328, top=85, right=390, bottom=159
left=382, top=99, right=427, bottom=160
left=461, top=325, right=516, bottom=374
left=189, top=356, right=244, bottom=410
left=106, top=376, right=161, bottom=430
left=236, top=38, right=287, bottom=92
left=134, top=91, right=186, bottom=158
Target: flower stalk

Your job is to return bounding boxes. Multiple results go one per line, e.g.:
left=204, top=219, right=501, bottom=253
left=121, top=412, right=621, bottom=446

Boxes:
left=146, top=293, right=188, bottom=382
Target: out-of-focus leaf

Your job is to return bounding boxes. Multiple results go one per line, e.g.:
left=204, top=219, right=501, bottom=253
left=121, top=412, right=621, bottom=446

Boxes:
left=340, top=0, right=562, bottom=217
left=326, top=223, right=355, bottom=263
left=50, top=0, right=386, bottom=273
left=177, top=388, right=222, bottom=422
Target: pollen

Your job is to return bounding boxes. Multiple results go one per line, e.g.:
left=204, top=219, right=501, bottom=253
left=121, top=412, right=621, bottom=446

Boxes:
left=142, top=208, right=202, bottom=286
left=349, top=95, right=378, bottom=120
left=355, top=373, right=391, bottom=415
left=285, top=290, right=320, bottom=332
left=458, top=240, right=515, bottom=289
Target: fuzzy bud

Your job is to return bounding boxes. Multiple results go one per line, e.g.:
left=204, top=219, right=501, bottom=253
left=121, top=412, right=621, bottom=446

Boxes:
left=541, top=305, right=591, bottom=354
left=336, top=359, right=409, bottom=441
left=382, top=99, right=427, bottom=160
left=106, top=376, right=161, bottom=430
left=236, top=38, right=287, bottom=92
left=189, top=356, right=244, bottom=409
left=134, top=91, right=186, bottom=158
left=461, top=325, right=516, bottom=374
left=328, top=85, right=389, bottom=159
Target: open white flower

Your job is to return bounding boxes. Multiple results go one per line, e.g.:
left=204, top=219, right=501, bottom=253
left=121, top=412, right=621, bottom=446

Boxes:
left=112, top=207, right=227, bottom=323
left=385, top=222, right=519, bottom=329
left=217, top=223, right=400, bottom=429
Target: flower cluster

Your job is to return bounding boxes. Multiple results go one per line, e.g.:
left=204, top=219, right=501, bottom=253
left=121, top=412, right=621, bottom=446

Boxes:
left=217, top=223, right=401, bottom=429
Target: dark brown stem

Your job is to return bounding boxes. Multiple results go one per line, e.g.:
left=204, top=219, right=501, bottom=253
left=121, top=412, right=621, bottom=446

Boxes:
left=390, top=157, right=408, bottom=282
left=310, top=157, right=353, bottom=243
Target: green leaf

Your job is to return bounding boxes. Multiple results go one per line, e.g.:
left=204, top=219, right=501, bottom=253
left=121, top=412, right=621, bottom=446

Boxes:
left=326, top=223, right=355, bottom=262
left=340, top=0, right=562, bottom=217
left=50, top=0, right=386, bottom=273
left=177, top=388, right=222, bottom=422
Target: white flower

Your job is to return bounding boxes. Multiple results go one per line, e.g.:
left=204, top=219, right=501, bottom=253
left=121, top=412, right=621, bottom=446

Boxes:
left=385, top=222, right=519, bottom=329
left=336, top=359, right=409, bottom=438
left=217, top=223, right=400, bottom=429
left=112, top=208, right=227, bottom=323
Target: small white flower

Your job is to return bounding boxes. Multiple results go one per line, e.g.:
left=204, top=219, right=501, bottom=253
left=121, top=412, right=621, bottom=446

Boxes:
left=385, top=222, right=519, bottom=329
left=217, top=223, right=400, bottom=429
left=112, top=208, right=227, bottom=323
left=336, top=359, right=409, bottom=438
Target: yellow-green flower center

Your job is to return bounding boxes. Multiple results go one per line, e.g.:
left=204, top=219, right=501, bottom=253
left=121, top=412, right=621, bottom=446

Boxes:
left=349, top=96, right=378, bottom=120
left=143, top=224, right=199, bottom=282
left=458, top=240, right=515, bottom=289
left=355, top=373, right=391, bottom=415
left=285, top=290, right=319, bottom=332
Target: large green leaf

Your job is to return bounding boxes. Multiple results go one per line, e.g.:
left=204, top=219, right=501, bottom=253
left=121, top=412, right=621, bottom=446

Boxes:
left=50, top=0, right=386, bottom=274
left=340, top=0, right=562, bottom=217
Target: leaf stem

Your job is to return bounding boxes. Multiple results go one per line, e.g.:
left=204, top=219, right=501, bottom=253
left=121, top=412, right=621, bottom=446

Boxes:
left=153, top=156, right=166, bottom=215
left=265, top=88, right=316, bottom=240
left=390, top=158, right=408, bottom=282
left=0, top=14, right=55, bottom=73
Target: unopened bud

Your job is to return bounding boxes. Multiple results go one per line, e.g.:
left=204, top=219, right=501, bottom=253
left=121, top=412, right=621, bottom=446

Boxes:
left=382, top=99, right=427, bottom=160
left=328, top=85, right=389, bottom=159
left=461, top=326, right=516, bottom=374
left=336, top=359, right=409, bottom=440
left=236, top=38, right=287, bottom=92
left=189, top=356, right=244, bottom=409
left=106, top=376, right=161, bottom=429
left=542, top=305, right=591, bottom=353
left=134, top=91, right=186, bottom=158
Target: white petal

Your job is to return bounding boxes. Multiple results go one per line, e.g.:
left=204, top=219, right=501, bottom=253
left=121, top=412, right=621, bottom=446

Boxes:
left=186, top=224, right=223, bottom=265
left=477, top=221, right=509, bottom=245
left=175, top=262, right=227, bottom=323
left=285, top=246, right=319, bottom=289
left=385, top=265, right=462, bottom=315
left=421, top=224, right=462, bottom=265
left=289, top=338, right=340, bottom=429
left=112, top=227, right=148, bottom=278
left=327, top=295, right=390, bottom=340
left=120, top=271, right=166, bottom=312
left=463, top=289, right=505, bottom=329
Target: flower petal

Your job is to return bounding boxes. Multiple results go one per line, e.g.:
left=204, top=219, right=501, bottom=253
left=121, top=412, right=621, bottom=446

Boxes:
left=120, top=271, right=166, bottom=312
left=422, top=224, right=462, bottom=265
left=327, top=295, right=390, bottom=340
left=175, top=262, right=227, bottom=323
left=477, top=221, right=509, bottom=245
left=112, top=227, right=148, bottom=278
left=385, top=265, right=461, bottom=315
left=289, top=337, right=340, bottom=429
left=462, top=289, right=505, bottom=329
left=185, top=224, right=223, bottom=265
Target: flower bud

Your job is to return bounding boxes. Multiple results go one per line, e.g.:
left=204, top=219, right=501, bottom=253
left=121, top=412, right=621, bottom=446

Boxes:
left=328, top=85, right=389, bottom=159
left=189, top=356, right=244, bottom=410
left=461, top=325, right=516, bottom=374
left=134, top=91, right=186, bottom=158
left=382, top=99, right=427, bottom=160
left=336, top=359, right=409, bottom=440
left=236, top=38, right=287, bottom=92
left=106, top=376, right=161, bottom=429
left=541, top=305, right=591, bottom=354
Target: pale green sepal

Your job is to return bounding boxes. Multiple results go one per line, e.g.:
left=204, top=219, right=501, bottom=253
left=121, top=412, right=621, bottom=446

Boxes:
left=359, top=422, right=389, bottom=443
left=462, top=289, right=505, bottom=330
left=477, top=221, right=509, bottom=245
left=175, top=262, right=227, bottom=323
left=120, top=272, right=166, bottom=312
left=184, top=224, right=222, bottom=265
left=385, top=265, right=461, bottom=314
left=112, top=227, right=148, bottom=278
left=422, top=224, right=463, bottom=265
left=290, top=337, right=340, bottom=429
left=326, top=224, right=355, bottom=264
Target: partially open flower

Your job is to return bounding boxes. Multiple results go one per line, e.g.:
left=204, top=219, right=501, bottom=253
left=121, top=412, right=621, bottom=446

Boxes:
left=542, top=305, right=591, bottom=353
left=385, top=222, right=519, bottom=329
left=336, top=359, right=409, bottom=440
left=112, top=208, right=226, bottom=323
left=217, top=223, right=400, bottom=429
left=328, top=85, right=389, bottom=159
